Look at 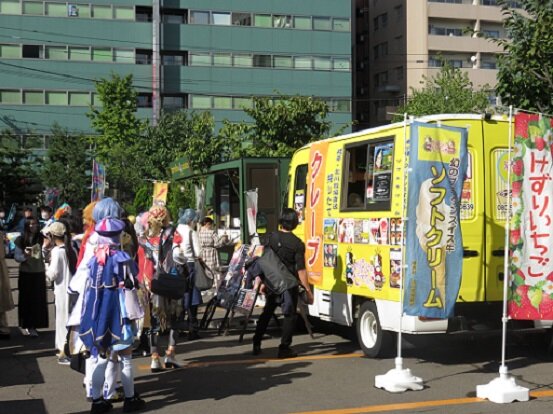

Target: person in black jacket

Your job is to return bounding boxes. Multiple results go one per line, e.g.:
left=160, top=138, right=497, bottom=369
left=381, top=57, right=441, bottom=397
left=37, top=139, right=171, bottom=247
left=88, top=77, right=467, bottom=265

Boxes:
left=252, top=208, right=314, bottom=359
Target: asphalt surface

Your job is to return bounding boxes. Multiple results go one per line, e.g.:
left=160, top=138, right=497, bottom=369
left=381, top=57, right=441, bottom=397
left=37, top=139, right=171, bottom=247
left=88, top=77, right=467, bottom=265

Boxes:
left=1, top=259, right=553, bottom=414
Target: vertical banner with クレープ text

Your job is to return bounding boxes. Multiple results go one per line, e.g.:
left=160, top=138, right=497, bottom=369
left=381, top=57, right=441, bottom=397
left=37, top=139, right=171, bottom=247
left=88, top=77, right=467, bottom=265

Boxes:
left=305, top=141, right=329, bottom=286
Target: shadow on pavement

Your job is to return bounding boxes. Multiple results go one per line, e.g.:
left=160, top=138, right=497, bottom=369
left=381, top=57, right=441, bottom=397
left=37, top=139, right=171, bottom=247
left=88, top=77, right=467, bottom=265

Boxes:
left=0, top=399, right=47, bottom=414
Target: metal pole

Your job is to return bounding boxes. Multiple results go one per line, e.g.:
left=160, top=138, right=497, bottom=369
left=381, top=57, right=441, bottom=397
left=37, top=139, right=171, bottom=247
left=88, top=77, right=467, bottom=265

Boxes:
left=152, top=0, right=160, bottom=126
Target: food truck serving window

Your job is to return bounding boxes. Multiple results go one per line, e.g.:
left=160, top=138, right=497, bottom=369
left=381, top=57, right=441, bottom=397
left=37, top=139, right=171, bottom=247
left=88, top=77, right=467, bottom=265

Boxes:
left=341, top=137, right=394, bottom=211
left=293, top=164, right=308, bottom=222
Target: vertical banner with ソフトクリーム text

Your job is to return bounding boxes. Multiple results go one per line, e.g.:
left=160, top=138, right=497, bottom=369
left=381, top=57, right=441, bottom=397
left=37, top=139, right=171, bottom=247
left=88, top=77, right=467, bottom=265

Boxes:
left=509, top=113, right=553, bottom=320
left=305, top=141, right=329, bottom=286
left=403, top=122, right=468, bottom=319
left=245, top=189, right=258, bottom=236
left=153, top=181, right=168, bottom=206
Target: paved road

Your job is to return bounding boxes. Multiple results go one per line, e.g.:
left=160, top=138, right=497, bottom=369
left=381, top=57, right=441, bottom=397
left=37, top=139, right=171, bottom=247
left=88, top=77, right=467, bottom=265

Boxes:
left=1, top=259, right=553, bottom=414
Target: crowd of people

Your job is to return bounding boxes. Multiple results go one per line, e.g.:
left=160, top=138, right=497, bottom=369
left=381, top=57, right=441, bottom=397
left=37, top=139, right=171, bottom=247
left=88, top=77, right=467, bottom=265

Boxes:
left=0, top=198, right=313, bottom=414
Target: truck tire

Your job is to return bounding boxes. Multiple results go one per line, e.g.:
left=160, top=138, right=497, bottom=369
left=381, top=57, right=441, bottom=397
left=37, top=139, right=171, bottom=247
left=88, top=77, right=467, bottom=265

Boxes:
left=356, top=301, right=393, bottom=358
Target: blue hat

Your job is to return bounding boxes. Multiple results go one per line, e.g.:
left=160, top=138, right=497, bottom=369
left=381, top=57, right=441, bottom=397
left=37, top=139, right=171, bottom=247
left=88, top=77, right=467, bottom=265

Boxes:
left=179, top=208, right=198, bottom=225
left=95, top=217, right=125, bottom=237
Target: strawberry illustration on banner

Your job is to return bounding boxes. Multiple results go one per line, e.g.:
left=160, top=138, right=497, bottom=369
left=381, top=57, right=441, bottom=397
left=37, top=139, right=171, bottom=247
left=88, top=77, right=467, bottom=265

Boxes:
left=509, top=113, right=553, bottom=320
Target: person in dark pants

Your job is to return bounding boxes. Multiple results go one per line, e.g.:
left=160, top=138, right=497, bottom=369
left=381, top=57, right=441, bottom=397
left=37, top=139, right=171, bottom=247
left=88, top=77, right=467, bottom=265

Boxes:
left=252, top=208, right=314, bottom=359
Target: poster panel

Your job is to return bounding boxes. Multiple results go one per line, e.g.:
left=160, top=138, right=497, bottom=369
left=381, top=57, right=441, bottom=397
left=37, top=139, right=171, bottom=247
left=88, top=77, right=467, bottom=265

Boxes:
left=403, top=122, right=468, bottom=318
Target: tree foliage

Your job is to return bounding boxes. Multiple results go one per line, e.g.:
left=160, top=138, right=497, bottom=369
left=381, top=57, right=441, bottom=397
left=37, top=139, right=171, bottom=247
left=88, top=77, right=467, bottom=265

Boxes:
left=223, top=95, right=340, bottom=157
left=0, top=129, right=42, bottom=206
left=393, top=62, right=490, bottom=121
left=87, top=73, right=147, bottom=198
left=42, top=124, right=89, bottom=207
left=495, top=0, right=553, bottom=113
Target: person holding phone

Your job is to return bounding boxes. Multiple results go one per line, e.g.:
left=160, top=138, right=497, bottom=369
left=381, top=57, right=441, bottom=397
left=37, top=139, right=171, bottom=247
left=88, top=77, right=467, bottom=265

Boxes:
left=14, top=217, right=48, bottom=337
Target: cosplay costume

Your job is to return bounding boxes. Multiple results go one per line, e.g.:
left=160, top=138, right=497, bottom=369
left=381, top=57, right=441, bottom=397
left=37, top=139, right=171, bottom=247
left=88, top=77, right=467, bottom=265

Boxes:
left=79, top=218, right=143, bottom=352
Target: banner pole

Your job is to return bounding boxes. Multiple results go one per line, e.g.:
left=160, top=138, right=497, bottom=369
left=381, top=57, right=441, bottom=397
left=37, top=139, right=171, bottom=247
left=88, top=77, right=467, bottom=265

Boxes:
left=476, top=105, right=529, bottom=404
left=375, top=113, right=423, bottom=393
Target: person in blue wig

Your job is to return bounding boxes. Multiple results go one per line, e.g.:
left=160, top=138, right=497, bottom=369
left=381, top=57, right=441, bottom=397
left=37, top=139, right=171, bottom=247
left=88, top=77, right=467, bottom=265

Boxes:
left=78, top=201, right=145, bottom=413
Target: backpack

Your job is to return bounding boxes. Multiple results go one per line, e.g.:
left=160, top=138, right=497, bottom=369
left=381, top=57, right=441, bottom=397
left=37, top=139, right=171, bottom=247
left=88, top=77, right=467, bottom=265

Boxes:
left=256, top=232, right=299, bottom=295
left=151, top=227, right=189, bottom=300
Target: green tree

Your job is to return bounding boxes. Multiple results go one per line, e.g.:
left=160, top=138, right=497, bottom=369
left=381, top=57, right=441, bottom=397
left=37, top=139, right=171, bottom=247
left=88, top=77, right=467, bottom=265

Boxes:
left=494, top=0, right=553, bottom=113
left=0, top=129, right=42, bottom=206
left=222, top=94, right=342, bottom=157
left=393, top=62, right=490, bottom=121
left=41, top=124, right=89, bottom=207
left=87, top=73, right=147, bottom=199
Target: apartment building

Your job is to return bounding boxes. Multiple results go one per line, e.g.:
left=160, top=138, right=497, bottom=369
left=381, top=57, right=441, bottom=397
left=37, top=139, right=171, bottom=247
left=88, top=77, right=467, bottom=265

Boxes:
left=354, top=0, right=518, bottom=128
left=0, top=0, right=352, bottom=153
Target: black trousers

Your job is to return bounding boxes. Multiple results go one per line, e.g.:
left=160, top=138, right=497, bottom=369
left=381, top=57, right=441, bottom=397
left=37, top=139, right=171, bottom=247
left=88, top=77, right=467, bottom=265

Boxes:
left=253, top=287, right=298, bottom=348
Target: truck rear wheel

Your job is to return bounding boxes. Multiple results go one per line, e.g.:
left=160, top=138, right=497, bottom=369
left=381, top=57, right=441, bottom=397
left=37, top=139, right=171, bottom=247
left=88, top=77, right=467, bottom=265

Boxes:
left=356, top=301, right=393, bottom=358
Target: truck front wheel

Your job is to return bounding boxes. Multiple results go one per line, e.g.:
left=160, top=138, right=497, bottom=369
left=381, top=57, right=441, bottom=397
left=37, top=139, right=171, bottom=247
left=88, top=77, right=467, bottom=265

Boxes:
left=356, top=301, right=393, bottom=358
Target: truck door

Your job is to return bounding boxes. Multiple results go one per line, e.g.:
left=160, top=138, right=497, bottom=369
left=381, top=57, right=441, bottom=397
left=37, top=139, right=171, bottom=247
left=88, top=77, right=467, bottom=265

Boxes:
left=483, top=120, right=511, bottom=301
left=456, top=122, right=486, bottom=302
left=247, top=163, right=280, bottom=235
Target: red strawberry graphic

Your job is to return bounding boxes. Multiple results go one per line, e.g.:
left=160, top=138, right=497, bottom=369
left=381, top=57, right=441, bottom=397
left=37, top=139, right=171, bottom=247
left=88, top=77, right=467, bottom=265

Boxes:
left=510, top=228, right=521, bottom=245
left=539, top=294, right=553, bottom=318
left=512, top=181, right=522, bottom=197
left=512, top=159, right=524, bottom=176
left=509, top=285, right=540, bottom=320
left=535, top=137, right=546, bottom=151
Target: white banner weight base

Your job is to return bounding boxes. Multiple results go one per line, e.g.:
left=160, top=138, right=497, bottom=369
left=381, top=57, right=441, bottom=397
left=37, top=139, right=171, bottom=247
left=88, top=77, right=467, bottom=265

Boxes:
left=476, top=366, right=529, bottom=404
left=374, top=357, right=424, bottom=393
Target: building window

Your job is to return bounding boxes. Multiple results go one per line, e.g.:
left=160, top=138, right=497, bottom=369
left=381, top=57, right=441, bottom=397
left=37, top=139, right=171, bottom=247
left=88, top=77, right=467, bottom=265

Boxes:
left=313, top=17, right=331, bottom=31
left=23, top=91, right=43, bottom=105
left=373, top=13, right=388, bottom=31
left=333, top=18, right=350, bottom=32
left=333, top=58, right=350, bottom=71
left=374, top=71, right=388, bottom=87
left=68, top=46, right=90, bottom=61
left=395, top=66, right=404, bottom=80
left=162, top=53, right=185, bottom=65
left=0, top=90, right=21, bottom=104
left=46, top=91, right=68, bottom=105
left=190, top=95, right=212, bottom=109
left=213, top=53, right=232, bottom=66
left=136, top=6, right=152, bottom=22
left=162, top=95, right=185, bottom=109
left=0, top=0, right=21, bottom=14
left=22, top=1, right=43, bottom=15
left=273, top=15, right=291, bottom=28
left=69, top=92, right=90, bottom=106
left=373, top=42, right=388, bottom=59
left=211, top=11, right=230, bottom=25
left=45, top=46, right=67, bottom=60
left=92, top=48, right=112, bottom=62
left=313, top=56, right=332, bottom=71
left=232, top=12, right=251, bottom=26
left=114, top=49, right=135, bottom=63
left=213, top=96, right=232, bottom=109
left=253, top=54, right=272, bottom=68
left=233, top=54, right=252, bottom=67
left=92, top=5, right=112, bottom=19
left=293, top=16, right=311, bottom=30
left=46, top=3, right=67, bottom=17
left=71, top=4, right=91, bottom=18
left=189, top=52, right=211, bottom=66
left=233, top=97, right=253, bottom=109
left=254, top=14, right=272, bottom=28
left=114, top=6, right=134, bottom=20
left=273, top=55, right=293, bottom=69
left=190, top=10, right=209, bottom=24
left=0, top=44, right=21, bottom=58
left=137, top=94, right=152, bottom=108
left=394, top=5, right=403, bottom=21
left=162, top=9, right=186, bottom=24
left=136, top=49, right=152, bottom=64
left=294, top=56, right=312, bottom=70
left=429, top=25, right=463, bottom=36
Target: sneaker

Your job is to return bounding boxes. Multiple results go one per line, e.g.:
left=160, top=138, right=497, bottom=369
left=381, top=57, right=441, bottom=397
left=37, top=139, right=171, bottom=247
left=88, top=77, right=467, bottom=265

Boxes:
left=252, top=343, right=262, bottom=356
left=164, top=353, right=181, bottom=369
left=90, top=398, right=112, bottom=414
left=57, top=356, right=71, bottom=365
left=277, top=347, right=298, bottom=359
left=28, top=328, right=39, bottom=337
left=123, top=394, right=145, bottom=412
left=106, top=386, right=124, bottom=403
left=150, top=356, right=163, bottom=373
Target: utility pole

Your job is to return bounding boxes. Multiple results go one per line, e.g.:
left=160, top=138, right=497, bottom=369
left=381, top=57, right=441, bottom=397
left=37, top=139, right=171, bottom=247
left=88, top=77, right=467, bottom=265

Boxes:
left=152, top=0, right=161, bottom=125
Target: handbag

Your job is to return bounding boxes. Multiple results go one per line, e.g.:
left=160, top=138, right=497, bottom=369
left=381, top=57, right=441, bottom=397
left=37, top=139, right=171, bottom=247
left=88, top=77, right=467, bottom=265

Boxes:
left=256, top=233, right=299, bottom=295
left=190, top=230, right=214, bottom=291
left=150, top=228, right=188, bottom=300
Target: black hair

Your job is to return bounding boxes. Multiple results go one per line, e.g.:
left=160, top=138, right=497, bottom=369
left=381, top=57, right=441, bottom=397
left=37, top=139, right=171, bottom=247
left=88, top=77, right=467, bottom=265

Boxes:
left=40, top=205, right=52, bottom=213
left=279, top=208, right=299, bottom=231
left=201, top=217, right=214, bottom=226
left=19, top=217, right=42, bottom=248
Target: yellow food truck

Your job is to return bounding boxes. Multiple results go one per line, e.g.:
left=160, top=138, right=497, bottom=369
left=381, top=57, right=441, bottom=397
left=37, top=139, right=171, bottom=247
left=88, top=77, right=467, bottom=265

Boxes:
left=288, top=114, right=551, bottom=357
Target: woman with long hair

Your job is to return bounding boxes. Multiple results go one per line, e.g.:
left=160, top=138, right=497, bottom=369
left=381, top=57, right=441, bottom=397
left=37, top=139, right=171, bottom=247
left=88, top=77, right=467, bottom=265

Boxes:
left=44, top=221, right=77, bottom=364
left=14, top=216, right=48, bottom=336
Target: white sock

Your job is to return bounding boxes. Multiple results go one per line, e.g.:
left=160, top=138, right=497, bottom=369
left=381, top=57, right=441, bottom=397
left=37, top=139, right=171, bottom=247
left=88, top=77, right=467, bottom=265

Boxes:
left=103, top=354, right=119, bottom=399
left=84, top=356, right=98, bottom=398
left=120, top=353, right=135, bottom=398
left=91, top=357, right=108, bottom=400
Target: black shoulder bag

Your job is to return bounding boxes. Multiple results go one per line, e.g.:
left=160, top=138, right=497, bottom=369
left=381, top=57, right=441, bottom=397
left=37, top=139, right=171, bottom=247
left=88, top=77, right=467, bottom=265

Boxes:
left=256, top=232, right=299, bottom=295
left=151, top=228, right=189, bottom=300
